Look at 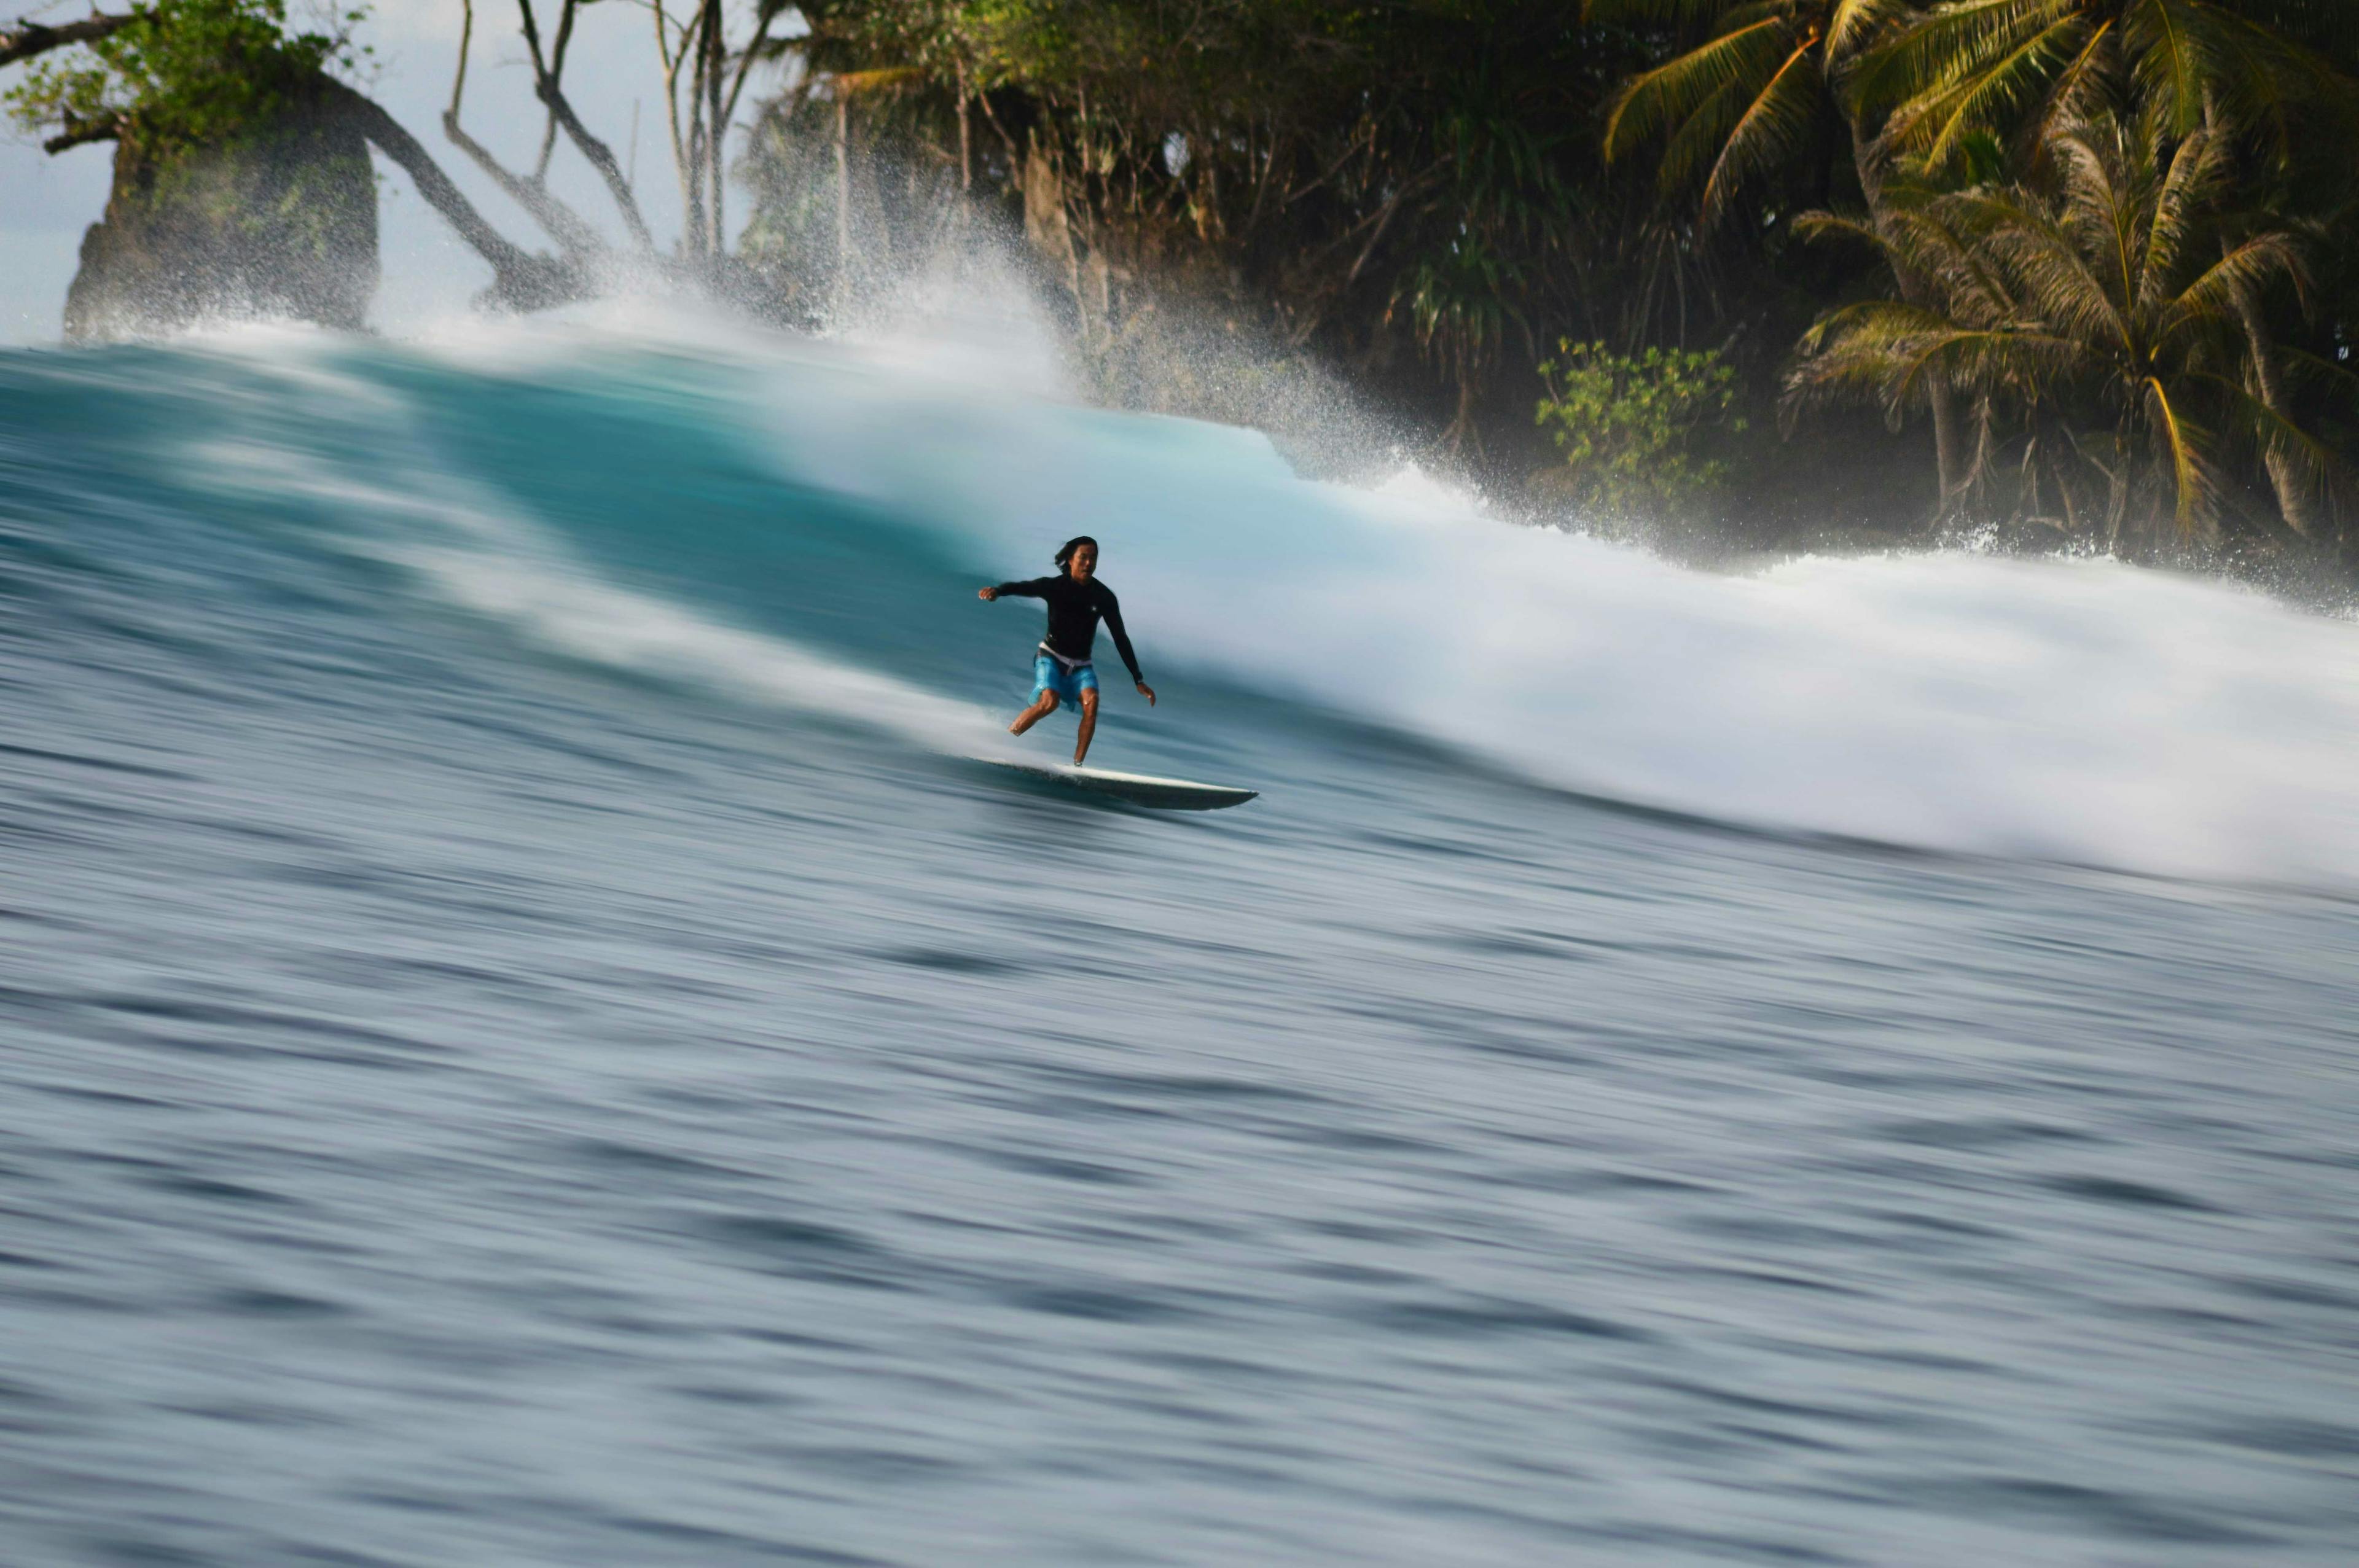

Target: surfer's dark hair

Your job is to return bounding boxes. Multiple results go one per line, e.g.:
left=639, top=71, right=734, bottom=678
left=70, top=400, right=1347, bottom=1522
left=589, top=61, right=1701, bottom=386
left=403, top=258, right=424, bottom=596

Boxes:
left=1055, top=535, right=1098, bottom=568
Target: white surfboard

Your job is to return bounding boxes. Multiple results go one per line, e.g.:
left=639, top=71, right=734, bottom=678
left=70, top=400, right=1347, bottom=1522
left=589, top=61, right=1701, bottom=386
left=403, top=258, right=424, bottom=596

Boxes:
left=977, top=759, right=1258, bottom=809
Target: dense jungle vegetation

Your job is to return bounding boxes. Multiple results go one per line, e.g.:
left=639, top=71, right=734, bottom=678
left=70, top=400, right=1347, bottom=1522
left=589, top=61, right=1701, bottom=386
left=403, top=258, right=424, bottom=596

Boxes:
left=745, top=0, right=2359, bottom=565
left=10, top=1, right=2359, bottom=568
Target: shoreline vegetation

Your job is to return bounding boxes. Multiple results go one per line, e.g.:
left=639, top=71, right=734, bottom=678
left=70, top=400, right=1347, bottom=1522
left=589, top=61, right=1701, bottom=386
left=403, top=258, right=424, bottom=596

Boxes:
left=7, top=2, right=2358, bottom=584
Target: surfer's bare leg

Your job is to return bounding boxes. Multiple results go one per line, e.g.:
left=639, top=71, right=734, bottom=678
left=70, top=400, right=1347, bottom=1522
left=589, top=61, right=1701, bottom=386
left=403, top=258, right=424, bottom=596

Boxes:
left=1074, top=687, right=1100, bottom=765
left=1009, top=690, right=1059, bottom=736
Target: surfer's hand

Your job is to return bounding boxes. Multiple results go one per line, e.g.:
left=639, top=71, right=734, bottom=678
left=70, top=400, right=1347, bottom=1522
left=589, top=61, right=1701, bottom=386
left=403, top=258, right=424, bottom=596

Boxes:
left=977, top=587, right=998, bottom=601
left=1137, top=682, right=1157, bottom=706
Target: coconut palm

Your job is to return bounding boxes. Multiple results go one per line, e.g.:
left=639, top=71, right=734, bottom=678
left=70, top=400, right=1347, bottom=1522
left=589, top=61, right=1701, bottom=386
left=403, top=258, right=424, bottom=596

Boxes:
left=1585, top=1, right=1996, bottom=513
left=1587, top=0, right=1911, bottom=225
left=1787, top=107, right=2349, bottom=542
left=1858, top=0, right=2359, bottom=173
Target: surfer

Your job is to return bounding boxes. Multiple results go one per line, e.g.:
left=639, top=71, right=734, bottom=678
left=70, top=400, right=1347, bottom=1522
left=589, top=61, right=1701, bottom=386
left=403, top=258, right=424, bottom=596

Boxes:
left=979, top=536, right=1156, bottom=766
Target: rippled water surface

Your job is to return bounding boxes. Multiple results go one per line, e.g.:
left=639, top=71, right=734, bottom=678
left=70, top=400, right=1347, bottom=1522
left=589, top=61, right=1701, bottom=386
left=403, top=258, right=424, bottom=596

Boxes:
left=4, top=324, right=2358, bottom=1567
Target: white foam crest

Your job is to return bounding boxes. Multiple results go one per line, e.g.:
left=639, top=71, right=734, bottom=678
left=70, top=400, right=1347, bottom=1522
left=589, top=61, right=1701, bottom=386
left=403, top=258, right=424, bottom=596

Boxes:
left=394, top=292, right=801, bottom=374
left=719, top=339, right=2359, bottom=888
left=155, top=308, right=2359, bottom=886
left=826, top=244, right=1071, bottom=400
left=395, top=544, right=1003, bottom=751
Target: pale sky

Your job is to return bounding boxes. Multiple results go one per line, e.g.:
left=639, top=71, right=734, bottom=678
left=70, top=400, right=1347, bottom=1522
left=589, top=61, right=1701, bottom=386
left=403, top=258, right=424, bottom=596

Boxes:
left=0, top=0, right=788, bottom=343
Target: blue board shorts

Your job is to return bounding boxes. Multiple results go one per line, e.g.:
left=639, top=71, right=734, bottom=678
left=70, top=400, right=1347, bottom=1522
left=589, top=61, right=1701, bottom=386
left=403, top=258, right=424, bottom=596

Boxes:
left=1033, top=652, right=1098, bottom=713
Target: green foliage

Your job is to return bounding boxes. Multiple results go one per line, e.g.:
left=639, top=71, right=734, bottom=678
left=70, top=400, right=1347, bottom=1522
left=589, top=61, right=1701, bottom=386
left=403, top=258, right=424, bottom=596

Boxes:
left=1589, top=0, right=1902, bottom=225
left=771, top=2, right=1629, bottom=450
left=1535, top=340, right=1746, bottom=519
left=1788, top=107, right=2356, bottom=543
left=1858, top=0, right=2359, bottom=173
left=739, top=0, right=2359, bottom=552
left=6, top=0, right=369, bottom=162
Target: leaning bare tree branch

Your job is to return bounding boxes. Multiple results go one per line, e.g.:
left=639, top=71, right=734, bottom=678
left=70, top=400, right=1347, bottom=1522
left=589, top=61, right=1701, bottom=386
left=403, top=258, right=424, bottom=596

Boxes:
left=444, top=0, right=607, bottom=259
left=719, top=1, right=782, bottom=136
left=316, top=77, right=578, bottom=311
left=42, top=107, right=122, bottom=152
left=447, top=0, right=471, bottom=116
left=533, top=0, right=579, bottom=180
left=1, top=11, right=138, bottom=68
left=443, top=109, right=608, bottom=259
left=515, top=0, right=655, bottom=251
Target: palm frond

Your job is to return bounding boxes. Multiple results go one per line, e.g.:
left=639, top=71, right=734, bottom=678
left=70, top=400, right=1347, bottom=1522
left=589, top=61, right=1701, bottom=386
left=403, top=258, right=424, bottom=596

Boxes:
left=1793, top=209, right=1891, bottom=252
left=2194, top=374, right=2349, bottom=531
left=1981, top=196, right=2131, bottom=351
left=2142, top=372, right=2218, bottom=536
left=1852, top=0, right=2073, bottom=114
left=2137, top=123, right=2227, bottom=309
left=2022, top=16, right=2118, bottom=160
left=1657, top=77, right=1755, bottom=193
left=2128, top=0, right=2208, bottom=136
left=2275, top=344, right=2359, bottom=405
left=2048, top=124, right=2146, bottom=333
left=2162, top=230, right=2310, bottom=341
left=1602, top=14, right=1795, bottom=165
left=1898, top=14, right=2096, bottom=168
left=1700, top=42, right=1826, bottom=222
left=1825, top=0, right=1914, bottom=64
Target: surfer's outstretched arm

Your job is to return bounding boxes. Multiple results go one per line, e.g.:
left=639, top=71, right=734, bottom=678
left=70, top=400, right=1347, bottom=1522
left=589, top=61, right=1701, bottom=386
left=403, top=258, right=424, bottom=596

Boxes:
left=1100, top=594, right=1155, bottom=706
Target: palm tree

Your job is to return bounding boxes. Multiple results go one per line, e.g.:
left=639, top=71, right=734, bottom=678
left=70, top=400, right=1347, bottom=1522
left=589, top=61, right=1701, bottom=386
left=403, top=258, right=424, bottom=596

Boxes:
left=1586, top=1, right=1989, bottom=513
left=1857, top=0, right=2359, bottom=173
left=1851, top=1, right=2359, bottom=532
left=1786, top=107, right=2349, bottom=542
left=1589, top=0, right=1909, bottom=224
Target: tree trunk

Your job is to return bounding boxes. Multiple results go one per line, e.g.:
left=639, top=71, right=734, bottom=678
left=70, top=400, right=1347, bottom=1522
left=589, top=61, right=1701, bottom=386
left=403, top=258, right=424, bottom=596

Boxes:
left=534, top=0, right=579, bottom=181
left=681, top=12, right=708, bottom=260
left=2232, top=279, right=2318, bottom=535
left=515, top=0, right=654, bottom=249
left=1928, top=380, right=1965, bottom=518
left=703, top=0, right=724, bottom=260
left=443, top=109, right=606, bottom=259
left=1851, top=120, right=1965, bottom=523
left=654, top=0, right=695, bottom=257
left=957, top=63, right=972, bottom=193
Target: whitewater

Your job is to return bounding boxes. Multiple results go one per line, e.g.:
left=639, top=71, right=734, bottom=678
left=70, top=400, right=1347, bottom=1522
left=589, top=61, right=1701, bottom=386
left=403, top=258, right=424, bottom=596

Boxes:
left=4, top=305, right=2357, bottom=1567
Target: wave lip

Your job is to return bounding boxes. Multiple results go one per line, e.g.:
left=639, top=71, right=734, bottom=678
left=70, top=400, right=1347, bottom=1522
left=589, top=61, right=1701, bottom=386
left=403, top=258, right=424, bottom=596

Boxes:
left=29, top=315, right=2359, bottom=891
left=706, top=321, right=2359, bottom=889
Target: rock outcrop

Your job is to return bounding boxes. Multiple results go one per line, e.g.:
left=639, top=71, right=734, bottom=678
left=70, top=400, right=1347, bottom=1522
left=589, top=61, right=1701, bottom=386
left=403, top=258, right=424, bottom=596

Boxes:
left=65, top=87, right=378, bottom=340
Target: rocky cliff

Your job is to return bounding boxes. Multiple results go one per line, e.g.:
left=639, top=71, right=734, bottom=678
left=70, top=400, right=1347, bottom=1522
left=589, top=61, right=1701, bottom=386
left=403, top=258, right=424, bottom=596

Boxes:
left=66, top=90, right=378, bottom=340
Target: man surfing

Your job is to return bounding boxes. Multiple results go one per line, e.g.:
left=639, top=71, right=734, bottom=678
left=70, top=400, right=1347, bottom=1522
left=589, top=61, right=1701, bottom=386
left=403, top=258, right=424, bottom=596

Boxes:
left=979, top=536, right=1155, bottom=766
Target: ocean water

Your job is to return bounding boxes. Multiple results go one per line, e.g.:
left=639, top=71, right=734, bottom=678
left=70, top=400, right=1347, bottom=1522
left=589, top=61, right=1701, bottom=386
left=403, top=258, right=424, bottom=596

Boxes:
left=4, top=308, right=2358, bottom=1567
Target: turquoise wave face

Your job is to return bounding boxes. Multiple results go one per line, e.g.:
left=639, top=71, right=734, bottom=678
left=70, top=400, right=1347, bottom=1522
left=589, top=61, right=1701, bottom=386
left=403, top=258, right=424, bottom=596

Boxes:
left=11, top=318, right=2359, bottom=885
left=6, top=316, right=2359, bottom=1567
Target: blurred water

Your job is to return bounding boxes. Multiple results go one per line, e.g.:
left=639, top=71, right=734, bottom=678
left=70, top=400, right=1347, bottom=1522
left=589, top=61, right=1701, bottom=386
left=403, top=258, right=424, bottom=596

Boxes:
left=3, top=322, right=2357, bottom=1567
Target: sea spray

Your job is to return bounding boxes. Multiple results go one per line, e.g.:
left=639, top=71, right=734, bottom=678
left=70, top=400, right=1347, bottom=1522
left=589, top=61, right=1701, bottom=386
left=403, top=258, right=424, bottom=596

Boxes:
left=31, top=311, right=2359, bottom=889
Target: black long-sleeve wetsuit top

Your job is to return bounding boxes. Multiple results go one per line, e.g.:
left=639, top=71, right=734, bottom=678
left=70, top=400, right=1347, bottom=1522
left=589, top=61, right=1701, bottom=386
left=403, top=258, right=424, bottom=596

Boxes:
left=993, top=574, right=1144, bottom=684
